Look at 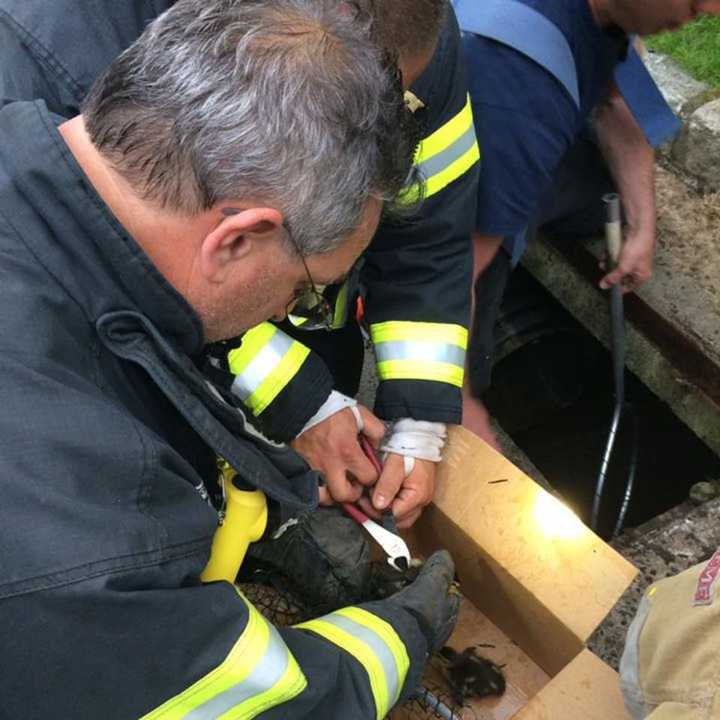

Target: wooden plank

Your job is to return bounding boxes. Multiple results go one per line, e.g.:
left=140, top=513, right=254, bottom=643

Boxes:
left=514, top=650, right=630, bottom=720
left=416, top=427, right=637, bottom=673
left=391, top=597, right=550, bottom=720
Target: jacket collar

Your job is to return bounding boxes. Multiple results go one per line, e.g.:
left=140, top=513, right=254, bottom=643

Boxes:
left=0, top=101, right=204, bottom=356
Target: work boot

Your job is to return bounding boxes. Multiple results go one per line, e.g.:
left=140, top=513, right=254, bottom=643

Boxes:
left=386, top=549, right=460, bottom=653
left=242, top=505, right=372, bottom=617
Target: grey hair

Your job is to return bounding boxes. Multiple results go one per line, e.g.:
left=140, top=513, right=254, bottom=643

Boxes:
left=82, top=0, right=420, bottom=255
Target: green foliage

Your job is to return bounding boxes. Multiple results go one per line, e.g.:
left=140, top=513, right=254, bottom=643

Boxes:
left=646, top=16, right=720, bottom=88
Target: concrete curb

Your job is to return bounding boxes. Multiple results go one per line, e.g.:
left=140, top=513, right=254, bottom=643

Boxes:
left=645, top=50, right=720, bottom=191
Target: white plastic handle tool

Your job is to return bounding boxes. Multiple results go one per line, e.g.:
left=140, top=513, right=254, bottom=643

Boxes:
left=342, top=502, right=411, bottom=572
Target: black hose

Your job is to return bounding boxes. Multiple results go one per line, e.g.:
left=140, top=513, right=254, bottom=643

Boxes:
left=612, top=404, right=639, bottom=538
left=591, top=284, right=625, bottom=531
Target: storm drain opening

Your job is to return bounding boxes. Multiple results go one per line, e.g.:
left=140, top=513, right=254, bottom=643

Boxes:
left=481, top=266, right=720, bottom=540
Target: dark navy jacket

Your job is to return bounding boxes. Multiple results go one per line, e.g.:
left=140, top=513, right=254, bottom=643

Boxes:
left=0, top=0, right=479, bottom=435
left=0, top=101, right=425, bottom=719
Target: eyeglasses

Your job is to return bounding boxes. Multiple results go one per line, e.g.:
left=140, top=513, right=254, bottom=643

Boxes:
left=221, top=207, right=335, bottom=331
left=283, top=224, right=335, bottom=332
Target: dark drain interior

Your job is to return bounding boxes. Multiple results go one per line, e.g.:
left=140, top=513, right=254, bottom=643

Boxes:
left=481, top=267, right=720, bottom=539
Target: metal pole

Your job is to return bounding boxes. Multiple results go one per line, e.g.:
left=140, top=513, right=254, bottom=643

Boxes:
left=591, top=194, right=626, bottom=532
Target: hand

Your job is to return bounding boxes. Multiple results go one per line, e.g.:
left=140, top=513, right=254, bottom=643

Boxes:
left=291, top=405, right=385, bottom=505
left=359, top=455, right=436, bottom=529
left=599, top=228, right=655, bottom=294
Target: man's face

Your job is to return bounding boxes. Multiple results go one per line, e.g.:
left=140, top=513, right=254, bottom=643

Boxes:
left=205, top=198, right=382, bottom=342
left=611, top=0, right=720, bottom=35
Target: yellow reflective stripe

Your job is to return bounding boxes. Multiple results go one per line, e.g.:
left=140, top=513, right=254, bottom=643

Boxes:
left=370, top=321, right=468, bottom=348
left=371, top=322, right=467, bottom=387
left=295, top=618, right=389, bottom=720
left=415, top=95, right=475, bottom=164
left=228, top=326, right=311, bottom=416
left=228, top=323, right=277, bottom=376
left=331, top=280, right=349, bottom=329
left=422, top=137, right=480, bottom=199
left=142, top=593, right=306, bottom=720
left=334, top=607, right=410, bottom=706
left=226, top=648, right=306, bottom=720
left=401, top=95, right=480, bottom=201
left=244, top=342, right=310, bottom=415
left=376, top=359, right=464, bottom=386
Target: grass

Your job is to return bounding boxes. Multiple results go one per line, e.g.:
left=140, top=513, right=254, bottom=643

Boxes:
left=646, top=15, right=720, bottom=88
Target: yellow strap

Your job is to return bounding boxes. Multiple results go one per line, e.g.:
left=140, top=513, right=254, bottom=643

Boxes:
left=376, top=359, right=464, bottom=387
left=295, top=618, right=389, bottom=720
left=334, top=607, right=410, bottom=706
left=370, top=321, right=468, bottom=348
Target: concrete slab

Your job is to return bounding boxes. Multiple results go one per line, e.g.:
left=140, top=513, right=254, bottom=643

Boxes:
left=644, top=50, right=710, bottom=117
left=672, top=98, right=720, bottom=191
left=521, top=166, right=720, bottom=456
left=588, top=495, right=720, bottom=670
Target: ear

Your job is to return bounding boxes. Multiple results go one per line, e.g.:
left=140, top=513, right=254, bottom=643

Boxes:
left=200, top=206, right=284, bottom=283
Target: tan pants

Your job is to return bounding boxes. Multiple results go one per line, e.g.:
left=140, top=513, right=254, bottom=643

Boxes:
left=620, top=551, right=720, bottom=719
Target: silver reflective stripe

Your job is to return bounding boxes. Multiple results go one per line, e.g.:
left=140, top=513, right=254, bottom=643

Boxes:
left=321, top=614, right=401, bottom=705
left=230, top=332, right=295, bottom=401
left=415, top=124, right=477, bottom=181
left=375, top=340, right=466, bottom=368
left=184, top=623, right=289, bottom=720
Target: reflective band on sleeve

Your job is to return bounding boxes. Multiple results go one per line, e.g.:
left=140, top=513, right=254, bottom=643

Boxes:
left=370, top=321, right=468, bottom=387
left=401, top=95, right=480, bottom=202
left=295, top=607, right=410, bottom=720
left=228, top=323, right=310, bottom=416
left=331, top=280, right=349, bottom=329
left=141, top=592, right=306, bottom=720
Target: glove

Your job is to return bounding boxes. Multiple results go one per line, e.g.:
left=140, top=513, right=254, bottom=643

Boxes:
left=242, top=506, right=372, bottom=616
left=386, top=549, right=460, bottom=654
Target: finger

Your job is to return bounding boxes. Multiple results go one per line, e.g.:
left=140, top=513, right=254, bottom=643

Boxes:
left=372, top=454, right=405, bottom=510
left=623, top=270, right=650, bottom=294
left=357, top=405, right=386, bottom=446
left=345, top=444, right=380, bottom=486
left=318, top=486, right=335, bottom=506
left=391, top=487, right=422, bottom=524
left=325, top=467, right=363, bottom=504
left=599, top=268, right=623, bottom=290
left=395, top=507, right=423, bottom=530
left=357, top=494, right=383, bottom=520
left=620, top=274, right=638, bottom=295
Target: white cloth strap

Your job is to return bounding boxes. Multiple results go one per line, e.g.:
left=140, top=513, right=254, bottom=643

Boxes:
left=300, top=390, right=358, bottom=435
left=381, top=419, right=447, bottom=464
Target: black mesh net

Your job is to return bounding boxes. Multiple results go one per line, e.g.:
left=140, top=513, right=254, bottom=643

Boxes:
left=237, top=574, right=477, bottom=720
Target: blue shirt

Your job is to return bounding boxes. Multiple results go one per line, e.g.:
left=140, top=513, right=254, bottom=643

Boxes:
left=463, top=0, right=627, bottom=237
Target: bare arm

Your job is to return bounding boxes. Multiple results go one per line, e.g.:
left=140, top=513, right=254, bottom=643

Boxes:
left=595, top=84, right=657, bottom=293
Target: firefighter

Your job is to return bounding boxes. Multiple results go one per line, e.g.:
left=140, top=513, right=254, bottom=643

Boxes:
left=0, top=0, right=480, bottom=530
left=620, top=549, right=720, bottom=719
left=0, top=2, right=459, bottom=716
